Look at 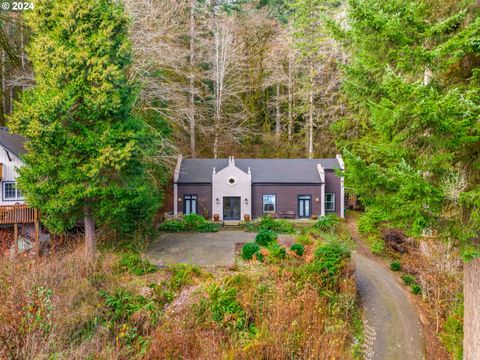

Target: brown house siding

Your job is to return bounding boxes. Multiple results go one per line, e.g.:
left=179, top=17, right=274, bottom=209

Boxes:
left=252, top=184, right=323, bottom=219
left=325, top=170, right=342, bottom=217
left=177, top=184, right=212, bottom=218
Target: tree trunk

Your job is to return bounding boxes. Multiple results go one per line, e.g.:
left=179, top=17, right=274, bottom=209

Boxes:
left=307, top=87, right=314, bottom=159
left=464, top=258, right=480, bottom=360
left=287, top=51, right=293, bottom=141
left=189, top=0, right=196, bottom=157
left=84, top=204, right=96, bottom=262
left=275, top=83, right=281, bottom=141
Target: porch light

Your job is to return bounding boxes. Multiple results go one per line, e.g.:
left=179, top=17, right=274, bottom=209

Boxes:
left=178, top=197, right=182, bottom=202
left=244, top=198, right=248, bottom=205
left=216, top=198, right=220, bottom=205
left=315, top=197, right=320, bottom=203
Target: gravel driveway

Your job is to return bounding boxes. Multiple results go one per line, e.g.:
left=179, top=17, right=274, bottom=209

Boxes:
left=146, top=230, right=255, bottom=266
left=347, top=216, right=425, bottom=360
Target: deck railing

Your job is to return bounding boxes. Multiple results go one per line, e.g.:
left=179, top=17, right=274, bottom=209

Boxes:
left=0, top=205, right=37, bottom=224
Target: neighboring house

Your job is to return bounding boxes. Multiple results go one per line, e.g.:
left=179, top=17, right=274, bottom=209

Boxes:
left=173, top=155, right=345, bottom=222
left=0, top=128, right=26, bottom=205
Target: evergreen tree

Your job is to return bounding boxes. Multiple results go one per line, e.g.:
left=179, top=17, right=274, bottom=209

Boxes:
left=333, top=0, right=480, bottom=356
left=9, top=0, right=161, bottom=261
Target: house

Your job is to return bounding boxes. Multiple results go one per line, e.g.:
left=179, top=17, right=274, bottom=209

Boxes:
left=0, top=128, right=27, bottom=205
left=173, top=155, right=345, bottom=222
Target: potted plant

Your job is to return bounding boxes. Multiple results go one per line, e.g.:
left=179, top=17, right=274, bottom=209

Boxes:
left=311, top=215, right=318, bottom=220
left=213, top=214, right=220, bottom=222
left=244, top=214, right=251, bottom=222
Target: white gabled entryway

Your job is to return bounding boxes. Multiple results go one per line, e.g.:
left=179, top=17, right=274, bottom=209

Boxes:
left=212, top=156, right=251, bottom=222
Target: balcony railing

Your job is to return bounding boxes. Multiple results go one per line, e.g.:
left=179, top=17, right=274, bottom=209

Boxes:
left=0, top=205, right=38, bottom=224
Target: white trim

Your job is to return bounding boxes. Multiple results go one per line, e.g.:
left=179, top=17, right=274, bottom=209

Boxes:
left=336, top=154, right=345, bottom=219
left=173, top=183, right=178, bottom=215
left=321, top=184, right=325, bottom=217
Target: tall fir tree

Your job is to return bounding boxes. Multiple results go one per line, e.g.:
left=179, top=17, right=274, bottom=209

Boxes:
left=333, top=0, right=480, bottom=357
left=9, top=0, right=161, bottom=261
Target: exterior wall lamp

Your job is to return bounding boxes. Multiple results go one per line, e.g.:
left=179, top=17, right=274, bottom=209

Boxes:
left=315, top=197, right=320, bottom=203
left=178, top=197, right=182, bottom=202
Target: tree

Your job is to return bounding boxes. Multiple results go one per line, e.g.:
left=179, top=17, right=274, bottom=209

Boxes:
left=9, top=0, right=160, bottom=261
left=333, top=0, right=480, bottom=357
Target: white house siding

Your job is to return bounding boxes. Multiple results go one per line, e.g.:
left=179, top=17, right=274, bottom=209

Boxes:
left=212, top=157, right=252, bottom=221
left=0, top=144, right=25, bottom=205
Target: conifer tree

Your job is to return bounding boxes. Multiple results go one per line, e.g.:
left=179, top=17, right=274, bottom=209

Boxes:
left=9, top=0, right=160, bottom=261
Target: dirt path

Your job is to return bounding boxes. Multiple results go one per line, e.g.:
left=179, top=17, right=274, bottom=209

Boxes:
left=347, top=216, right=425, bottom=360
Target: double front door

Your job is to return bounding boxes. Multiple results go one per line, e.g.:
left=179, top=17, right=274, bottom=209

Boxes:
left=223, top=197, right=241, bottom=220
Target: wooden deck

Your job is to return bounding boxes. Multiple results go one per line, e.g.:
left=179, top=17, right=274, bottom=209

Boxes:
left=0, top=205, right=38, bottom=224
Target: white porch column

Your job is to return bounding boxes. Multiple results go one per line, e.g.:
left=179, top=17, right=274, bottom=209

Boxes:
left=317, top=164, right=326, bottom=217
left=337, top=154, right=345, bottom=219
left=173, top=154, right=182, bottom=215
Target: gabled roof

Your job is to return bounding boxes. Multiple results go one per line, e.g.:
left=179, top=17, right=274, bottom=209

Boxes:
left=176, top=158, right=342, bottom=184
left=0, top=128, right=27, bottom=157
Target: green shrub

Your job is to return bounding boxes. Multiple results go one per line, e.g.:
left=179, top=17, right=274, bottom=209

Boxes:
left=440, top=295, right=463, bottom=360
left=302, top=241, right=351, bottom=290
left=242, top=242, right=260, bottom=260
left=295, top=234, right=313, bottom=245
left=390, top=260, right=401, bottom=271
left=357, top=208, right=388, bottom=234
left=159, top=219, right=186, bottom=232
left=118, top=253, right=158, bottom=276
left=251, top=216, right=296, bottom=234
left=291, top=243, right=305, bottom=256
left=369, top=236, right=385, bottom=255
left=255, top=229, right=278, bottom=246
left=401, top=274, right=415, bottom=285
left=195, top=283, right=246, bottom=332
left=168, top=264, right=202, bottom=291
left=266, top=242, right=286, bottom=259
left=314, top=214, right=340, bottom=232
left=159, top=214, right=221, bottom=233
left=410, top=284, right=422, bottom=295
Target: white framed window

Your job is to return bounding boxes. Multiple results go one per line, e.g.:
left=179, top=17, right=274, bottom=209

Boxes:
left=263, top=194, right=276, bottom=213
left=3, top=181, right=23, bottom=201
left=184, top=194, right=197, bottom=215
left=325, top=193, right=336, bottom=212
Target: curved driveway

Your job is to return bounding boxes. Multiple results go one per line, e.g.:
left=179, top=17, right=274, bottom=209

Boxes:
left=348, top=217, right=425, bottom=359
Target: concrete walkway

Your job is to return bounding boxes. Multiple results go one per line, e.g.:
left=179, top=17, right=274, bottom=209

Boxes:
left=347, top=215, right=425, bottom=360
left=146, top=230, right=255, bottom=266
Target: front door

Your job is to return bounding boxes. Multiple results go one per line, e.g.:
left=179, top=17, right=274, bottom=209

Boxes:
left=298, top=195, right=312, bottom=218
left=223, top=197, right=241, bottom=220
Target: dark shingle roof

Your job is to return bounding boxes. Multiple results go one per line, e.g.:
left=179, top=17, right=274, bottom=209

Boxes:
left=176, top=158, right=341, bottom=184
left=0, top=129, right=27, bottom=157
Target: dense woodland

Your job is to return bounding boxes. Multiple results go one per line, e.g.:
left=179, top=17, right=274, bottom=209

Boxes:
left=0, top=0, right=479, bottom=358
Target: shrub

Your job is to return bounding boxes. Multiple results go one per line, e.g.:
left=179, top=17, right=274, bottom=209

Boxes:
left=314, top=214, right=340, bottom=232
left=159, top=214, right=221, bottom=233
left=291, top=243, right=305, bottom=256
left=401, top=274, right=415, bottom=285
left=118, top=252, right=158, bottom=276
left=302, top=241, right=351, bottom=290
left=440, top=295, right=463, bottom=360
left=242, top=242, right=260, bottom=260
left=390, top=260, right=401, bottom=271
left=255, top=230, right=278, bottom=246
left=266, top=243, right=286, bottom=259
left=369, top=236, right=385, bottom=255
left=253, top=216, right=296, bottom=234
left=195, top=283, right=246, bottom=332
left=295, top=234, right=313, bottom=245
left=410, top=284, right=422, bottom=295
left=159, top=219, right=186, bottom=232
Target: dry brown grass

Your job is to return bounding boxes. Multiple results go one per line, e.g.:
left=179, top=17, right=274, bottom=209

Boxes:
left=146, top=244, right=358, bottom=360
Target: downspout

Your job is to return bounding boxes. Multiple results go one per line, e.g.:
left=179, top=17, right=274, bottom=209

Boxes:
left=317, top=164, right=325, bottom=217
left=173, top=155, right=183, bottom=215
left=336, top=154, right=345, bottom=219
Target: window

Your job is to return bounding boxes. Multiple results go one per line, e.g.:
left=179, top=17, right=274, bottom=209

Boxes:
left=298, top=195, right=311, bottom=218
left=228, top=177, right=236, bottom=185
left=3, top=182, right=23, bottom=201
left=325, top=193, right=336, bottom=211
left=184, top=194, right=197, bottom=215
left=263, top=194, right=276, bottom=213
